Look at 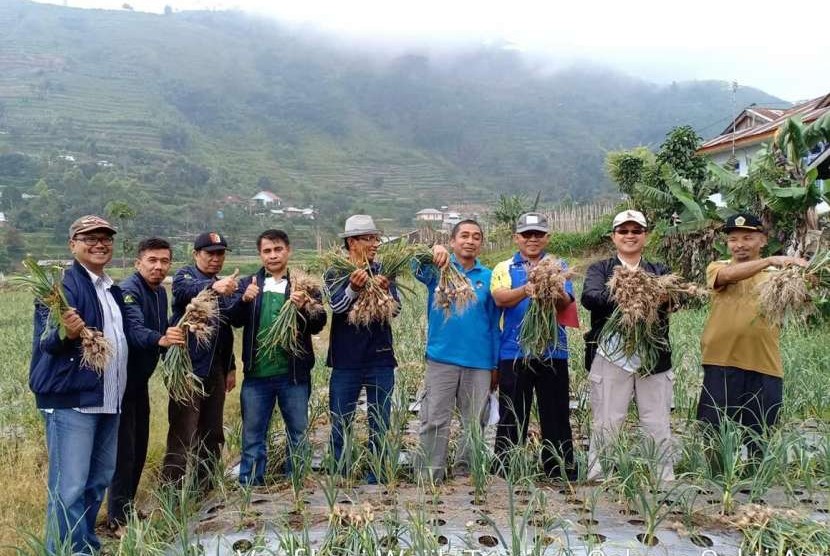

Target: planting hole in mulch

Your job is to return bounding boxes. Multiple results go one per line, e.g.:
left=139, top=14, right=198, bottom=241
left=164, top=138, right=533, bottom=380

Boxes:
left=534, top=534, right=557, bottom=546
left=707, top=498, right=721, bottom=505
left=575, top=507, right=591, bottom=515
left=476, top=518, right=489, bottom=526
left=627, top=519, right=645, bottom=526
left=231, top=539, right=254, bottom=552
left=514, top=488, right=532, bottom=496
left=251, top=499, right=269, bottom=506
left=619, top=508, right=637, bottom=516
left=478, top=535, right=499, bottom=547
left=338, top=499, right=353, bottom=505
left=578, top=518, right=599, bottom=527
left=382, top=498, right=395, bottom=506
left=558, top=489, right=570, bottom=495
left=815, top=508, right=829, bottom=514
left=581, top=533, right=607, bottom=544
left=800, top=498, right=815, bottom=504
left=428, top=518, right=446, bottom=526
left=426, top=499, right=444, bottom=506
left=690, top=534, right=714, bottom=548
left=529, top=518, right=549, bottom=527
left=565, top=497, right=583, bottom=505
left=437, top=535, right=448, bottom=545
left=471, top=498, right=486, bottom=506
left=751, top=498, right=767, bottom=505
left=637, top=533, right=659, bottom=546
left=793, top=489, right=805, bottom=495
left=739, top=489, right=752, bottom=495
left=206, top=504, right=224, bottom=515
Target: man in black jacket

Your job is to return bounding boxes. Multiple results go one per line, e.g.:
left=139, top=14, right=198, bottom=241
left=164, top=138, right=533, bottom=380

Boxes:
left=232, top=229, right=327, bottom=485
left=581, top=210, right=675, bottom=482
left=107, top=238, right=183, bottom=530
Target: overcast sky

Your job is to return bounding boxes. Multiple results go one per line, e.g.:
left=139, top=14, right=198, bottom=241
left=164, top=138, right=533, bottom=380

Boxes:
left=33, top=0, right=829, bottom=103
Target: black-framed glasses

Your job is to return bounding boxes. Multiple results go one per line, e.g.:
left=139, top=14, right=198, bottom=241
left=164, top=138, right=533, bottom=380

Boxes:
left=519, top=230, right=547, bottom=239
left=615, top=228, right=645, bottom=236
left=74, top=235, right=114, bottom=246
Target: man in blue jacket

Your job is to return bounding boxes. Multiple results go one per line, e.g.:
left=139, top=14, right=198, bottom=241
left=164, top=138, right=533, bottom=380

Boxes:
left=107, top=238, right=184, bottom=530
left=490, top=212, right=578, bottom=481
left=324, top=215, right=400, bottom=482
left=161, top=231, right=240, bottom=487
left=413, top=220, right=500, bottom=483
left=232, top=229, right=327, bottom=485
left=29, top=215, right=130, bottom=554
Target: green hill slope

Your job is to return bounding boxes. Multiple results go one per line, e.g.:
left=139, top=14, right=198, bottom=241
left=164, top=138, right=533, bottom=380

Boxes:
left=0, top=0, right=786, bottom=244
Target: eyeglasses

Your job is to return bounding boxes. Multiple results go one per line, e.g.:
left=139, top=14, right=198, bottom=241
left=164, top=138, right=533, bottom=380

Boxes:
left=518, top=231, right=547, bottom=239
left=615, top=228, right=645, bottom=236
left=74, top=235, right=114, bottom=246
left=355, top=235, right=381, bottom=244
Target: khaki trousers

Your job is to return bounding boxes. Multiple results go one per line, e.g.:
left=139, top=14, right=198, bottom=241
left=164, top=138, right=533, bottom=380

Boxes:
left=417, top=360, right=491, bottom=482
left=587, top=355, right=674, bottom=481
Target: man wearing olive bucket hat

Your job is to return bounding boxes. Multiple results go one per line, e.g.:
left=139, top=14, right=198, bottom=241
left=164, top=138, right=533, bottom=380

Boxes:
left=324, top=215, right=401, bottom=484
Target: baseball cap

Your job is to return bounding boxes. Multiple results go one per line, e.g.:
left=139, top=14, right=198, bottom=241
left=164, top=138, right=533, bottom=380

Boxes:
left=723, top=213, right=764, bottom=233
left=194, top=232, right=230, bottom=252
left=69, top=215, right=117, bottom=239
left=515, top=212, right=550, bottom=234
left=612, top=210, right=648, bottom=230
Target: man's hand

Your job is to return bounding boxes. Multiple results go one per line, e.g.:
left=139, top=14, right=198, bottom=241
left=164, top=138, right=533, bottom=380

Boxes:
left=432, top=245, right=450, bottom=268
left=242, top=276, right=260, bottom=303
left=212, top=268, right=240, bottom=296
left=376, top=275, right=390, bottom=291
left=159, top=326, right=186, bottom=348
left=290, top=291, right=307, bottom=308
left=225, top=370, right=236, bottom=393
left=767, top=255, right=809, bottom=268
left=349, top=269, right=369, bottom=290
left=490, top=369, right=499, bottom=392
left=61, top=309, right=85, bottom=340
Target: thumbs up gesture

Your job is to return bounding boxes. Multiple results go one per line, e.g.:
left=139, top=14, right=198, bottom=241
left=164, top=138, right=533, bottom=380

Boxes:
left=212, top=268, right=240, bottom=296
left=242, top=275, right=260, bottom=303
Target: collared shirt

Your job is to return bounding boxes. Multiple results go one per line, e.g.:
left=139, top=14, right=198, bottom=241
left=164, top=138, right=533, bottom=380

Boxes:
left=75, top=265, right=129, bottom=414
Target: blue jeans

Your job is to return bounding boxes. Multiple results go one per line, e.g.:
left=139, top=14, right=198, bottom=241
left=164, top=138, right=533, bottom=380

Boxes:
left=42, top=409, right=119, bottom=555
left=239, top=374, right=310, bottom=486
left=328, top=366, right=395, bottom=470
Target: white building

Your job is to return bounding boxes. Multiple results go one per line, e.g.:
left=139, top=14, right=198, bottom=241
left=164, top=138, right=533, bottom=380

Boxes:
left=415, top=208, right=443, bottom=222
left=251, top=191, right=282, bottom=206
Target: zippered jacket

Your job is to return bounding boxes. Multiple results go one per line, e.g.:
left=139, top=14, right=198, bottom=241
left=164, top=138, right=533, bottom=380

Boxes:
left=171, top=265, right=239, bottom=378
left=324, top=260, right=400, bottom=370
left=232, top=268, right=327, bottom=384
left=580, top=256, right=672, bottom=374
left=120, top=271, right=168, bottom=391
left=28, top=260, right=128, bottom=409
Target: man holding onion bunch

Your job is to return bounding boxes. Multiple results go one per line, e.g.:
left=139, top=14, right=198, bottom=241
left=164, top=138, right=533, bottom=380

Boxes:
left=324, top=214, right=401, bottom=484
left=161, top=231, right=240, bottom=487
left=491, top=212, right=578, bottom=480
left=231, top=229, right=326, bottom=486
left=697, top=213, right=806, bottom=457
left=413, top=219, right=500, bottom=484
left=581, top=210, right=675, bottom=482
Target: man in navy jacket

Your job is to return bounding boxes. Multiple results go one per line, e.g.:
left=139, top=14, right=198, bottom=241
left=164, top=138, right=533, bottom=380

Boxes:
left=107, top=238, right=183, bottom=530
left=161, top=231, right=241, bottom=487
left=29, top=215, right=131, bottom=554
left=324, top=215, right=400, bottom=483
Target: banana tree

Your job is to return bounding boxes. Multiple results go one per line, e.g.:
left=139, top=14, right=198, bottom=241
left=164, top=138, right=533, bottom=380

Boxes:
left=710, top=111, right=830, bottom=256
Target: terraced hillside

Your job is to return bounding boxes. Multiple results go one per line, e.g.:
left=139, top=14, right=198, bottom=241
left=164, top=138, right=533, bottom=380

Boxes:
left=0, top=0, right=786, bottom=235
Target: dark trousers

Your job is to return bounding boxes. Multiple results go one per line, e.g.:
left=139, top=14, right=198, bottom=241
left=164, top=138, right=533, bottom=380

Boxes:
left=107, top=382, right=151, bottom=525
left=161, top=365, right=227, bottom=487
left=495, top=357, right=574, bottom=477
left=696, top=364, right=783, bottom=457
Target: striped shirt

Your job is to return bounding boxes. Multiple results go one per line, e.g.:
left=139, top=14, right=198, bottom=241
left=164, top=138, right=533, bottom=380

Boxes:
left=74, top=266, right=129, bottom=414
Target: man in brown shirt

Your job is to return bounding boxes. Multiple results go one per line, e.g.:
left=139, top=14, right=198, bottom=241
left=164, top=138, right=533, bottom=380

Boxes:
left=697, top=213, right=806, bottom=456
